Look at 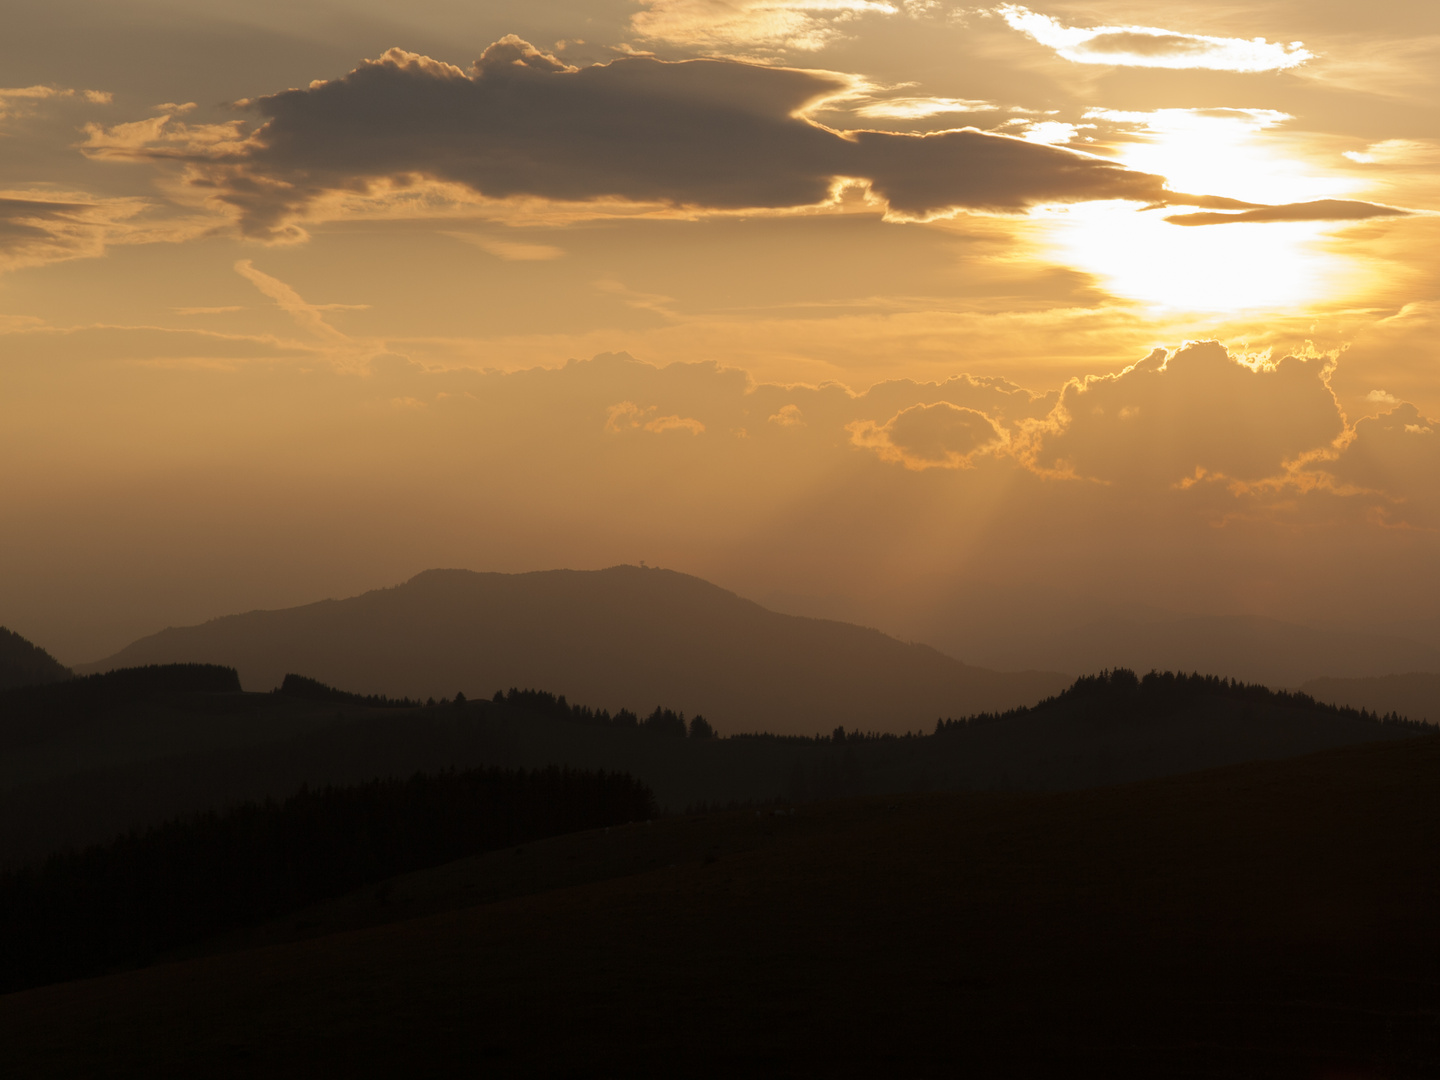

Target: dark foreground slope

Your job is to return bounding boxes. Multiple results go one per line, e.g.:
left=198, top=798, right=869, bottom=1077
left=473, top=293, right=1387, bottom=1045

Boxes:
left=79, top=566, right=1069, bottom=735
left=0, top=669, right=1422, bottom=867
left=0, top=766, right=654, bottom=994
left=4, top=735, right=1438, bottom=1079
left=0, top=628, right=70, bottom=692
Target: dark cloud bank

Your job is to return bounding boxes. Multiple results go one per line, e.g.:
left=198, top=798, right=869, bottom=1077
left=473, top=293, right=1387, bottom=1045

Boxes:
left=149, top=36, right=1324, bottom=236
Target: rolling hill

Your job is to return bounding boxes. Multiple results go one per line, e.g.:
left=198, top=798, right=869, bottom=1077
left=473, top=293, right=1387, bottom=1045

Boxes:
left=0, top=664, right=1420, bottom=869
left=79, top=566, right=1070, bottom=736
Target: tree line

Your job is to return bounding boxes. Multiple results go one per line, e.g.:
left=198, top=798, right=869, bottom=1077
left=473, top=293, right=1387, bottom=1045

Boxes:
left=491, top=687, right=715, bottom=738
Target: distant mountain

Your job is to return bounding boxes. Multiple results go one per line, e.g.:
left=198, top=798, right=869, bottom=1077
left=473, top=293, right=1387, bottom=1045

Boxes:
left=0, top=627, right=71, bottom=691
left=78, top=567, right=1070, bottom=735
left=1301, top=673, right=1440, bottom=725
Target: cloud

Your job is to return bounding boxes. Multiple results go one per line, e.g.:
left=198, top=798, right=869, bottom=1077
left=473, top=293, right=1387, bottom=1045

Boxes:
left=993, top=6, right=1312, bottom=72
left=0, top=191, right=161, bottom=273
left=769, top=403, right=805, bottom=426
left=233, top=260, right=363, bottom=344
left=80, top=111, right=250, bottom=161
left=233, top=260, right=375, bottom=371
left=1165, top=199, right=1412, bottom=227
left=848, top=401, right=1007, bottom=470
left=852, top=96, right=996, bottom=119
left=1028, top=342, right=1345, bottom=488
left=0, top=85, right=111, bottom=126
left=631, top=0, right=899, bottom=51
left=646, top=414, right=707, bottom=434
left=446, top=233, right=565, bottom=261
left=92, top=38, right=1211, bottom=238
left=1328, top=404, right=1440, bottom=512
left=1343, top=140, right=1440, bottom=166
left=605, top=400, right=706, bottom=434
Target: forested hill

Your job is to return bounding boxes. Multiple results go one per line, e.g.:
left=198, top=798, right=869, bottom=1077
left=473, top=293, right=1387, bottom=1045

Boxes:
left=0, top=663, right=1425, bottom=870
left=78, top=566, right=1070, bottom=735
left=0, top=628, right=71, bottom=692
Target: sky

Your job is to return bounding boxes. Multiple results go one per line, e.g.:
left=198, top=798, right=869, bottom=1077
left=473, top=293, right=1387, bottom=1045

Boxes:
left=2, top=0, right=1439, bottom=665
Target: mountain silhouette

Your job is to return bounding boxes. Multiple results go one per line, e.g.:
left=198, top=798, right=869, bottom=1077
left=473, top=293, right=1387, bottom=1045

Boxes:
left=78, top=567, right=1069, bottom=735
left=0, top=627, right=71, bottom=692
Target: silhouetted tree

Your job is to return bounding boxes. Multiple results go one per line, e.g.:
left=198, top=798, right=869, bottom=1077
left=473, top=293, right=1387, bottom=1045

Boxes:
left=689, top=714, right=716, bottom=739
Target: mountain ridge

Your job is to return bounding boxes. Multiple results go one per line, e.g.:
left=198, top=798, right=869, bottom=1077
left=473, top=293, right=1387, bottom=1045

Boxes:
left=79, top=566, right=1070, bottom=736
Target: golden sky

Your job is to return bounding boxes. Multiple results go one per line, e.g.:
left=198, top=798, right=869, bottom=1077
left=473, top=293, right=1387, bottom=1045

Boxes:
left=3, top=0, right=1439, bottom=663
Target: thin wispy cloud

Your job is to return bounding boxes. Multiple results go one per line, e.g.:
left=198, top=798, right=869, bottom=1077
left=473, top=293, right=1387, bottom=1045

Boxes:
left=631, top=0, right=899, bottom=51
left=0, top=85, right=111, bottom=126
left=0, top=190, right=193, bottom=274
left=993, top=6, right=1313, bottom=72
left=1165, top=199, right=1413, bottom=227
left=852, top=96, right=996, bottom=119
left=446, top=233, right=565, bottom=261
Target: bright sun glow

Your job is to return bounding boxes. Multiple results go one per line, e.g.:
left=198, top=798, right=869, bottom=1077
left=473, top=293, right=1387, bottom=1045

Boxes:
left=1033, top=110, right=1374, bottom=311
left=1034, top=201, right=1341, bottom=312
left=1086, top=109, right=1350, bottom=206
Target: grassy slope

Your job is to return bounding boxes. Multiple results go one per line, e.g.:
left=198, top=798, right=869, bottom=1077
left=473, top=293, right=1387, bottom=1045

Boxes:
left=4, top=733, right=1437, bottom=1078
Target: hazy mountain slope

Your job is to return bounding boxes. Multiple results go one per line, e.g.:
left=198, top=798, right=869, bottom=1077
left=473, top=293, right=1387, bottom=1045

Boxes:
left=1301, top=672, right=1440, bottom=724
left=80, top=567, right=1070, bottom=735
left=932, top=611, right=1440, bottom=688
left=0, top=628, right=71, bottom=692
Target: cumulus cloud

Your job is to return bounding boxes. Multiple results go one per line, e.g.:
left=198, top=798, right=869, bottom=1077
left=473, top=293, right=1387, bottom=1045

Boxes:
left=993, top=6, right=1312, bottom=72
left=832, top=340, right=1437, bottom=529
left=1028, top=342, right=1345, bottom=487
left=1328, top=403, right=1439, bottom=511
left=848, top=401, right=1007, bottom=469
left=88, top=38, right=1220, bottom=238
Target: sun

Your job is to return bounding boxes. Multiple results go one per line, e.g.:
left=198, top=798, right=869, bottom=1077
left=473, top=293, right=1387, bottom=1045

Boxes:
left=1026, top=109, right=1378, bottom=313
